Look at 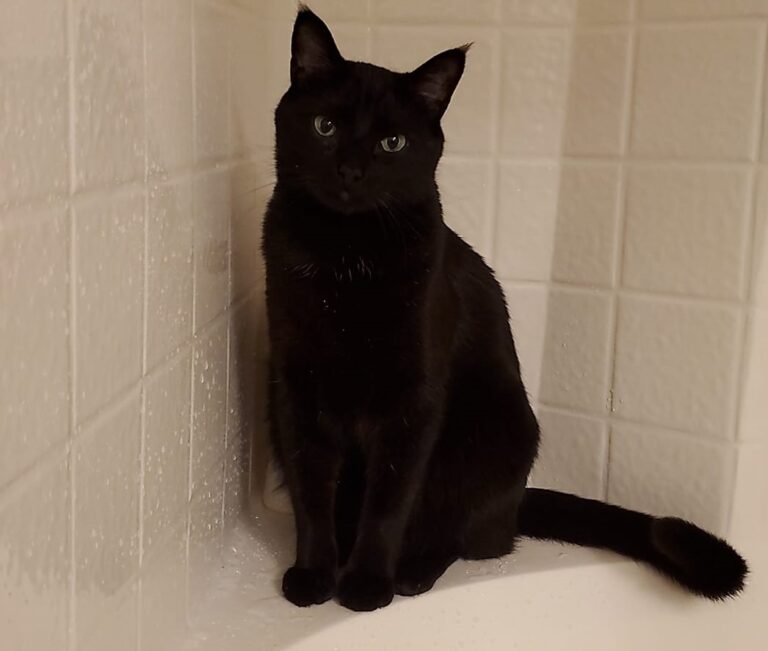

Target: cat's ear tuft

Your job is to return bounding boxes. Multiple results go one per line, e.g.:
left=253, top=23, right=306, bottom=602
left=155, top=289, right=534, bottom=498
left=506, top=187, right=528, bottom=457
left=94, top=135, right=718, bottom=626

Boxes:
left=291, top=6, right=344, bottom=85
left=408, top=44, right=470, bottom=118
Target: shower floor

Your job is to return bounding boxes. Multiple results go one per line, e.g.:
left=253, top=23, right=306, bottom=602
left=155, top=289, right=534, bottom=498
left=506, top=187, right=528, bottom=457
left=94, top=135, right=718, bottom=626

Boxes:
left=177, top=502, right=767, bottom=651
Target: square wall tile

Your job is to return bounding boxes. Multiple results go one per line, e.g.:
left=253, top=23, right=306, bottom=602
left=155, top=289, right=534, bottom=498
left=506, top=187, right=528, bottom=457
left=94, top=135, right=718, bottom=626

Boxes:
left=608, top=423, right=734, bottom=534
left=503, top=282, right=549, bottom=401
left=195, top=0, right=230, bottom=162
left=140, top=523, right=187, bottom=651
left=0, top=209, right=69, bottom=487
left=143, top=350, right=192, bottom=556
left=539, top=288, right=612, bottom=412
left=639, top=0, right=768, bottom=19
left=194, top=170, right=231, bottom=332
left=75, top=390, right=141, bottom=642
left=752, top=168, right=768, bottom=308
left=0, top=458, right=69, bottom=651
left=503, top=0, right=576, bottom=23
left=494, top=162, right=560, bottom=280
left=188, top=462, right=225, bottom=604
left=631, top=24, right=763, bottom=160
left=147, top=179, right=194, bottom=367
left=373, top=26, right=499, bottom=154
left=552, top=162, right=620, bottom=287
left=623, top=167, right=750, bottom=300
left=576, top=0, right=632, bottom=23
left=437, top=156, right=495, bottom=259
left=500, top=28, right=571, bottom=155
left=74, top=0, right=144, bottom=190
left=563, top=29, right=630, bottom=156
left=77, top=582, right=137, bottom=651
left=530, top=408, right=608, bottom=499
left=231, top=162, right=270, bottom=300
left=730, top=443, right=768, bottom=542
left=739, top=309, right=768, bottom=442
left=146, top=0, right=193, bottom=175
left=613, top=296, right=741, bottom=438
left=192, top=319, right=229, bottom=492
left=259, top=0, right=371, bottom=21
left=75, top=192, right=144, bottom=420
left=374, top=0, right=500, bottom=24
left=0, top=0, right=68, bottom=204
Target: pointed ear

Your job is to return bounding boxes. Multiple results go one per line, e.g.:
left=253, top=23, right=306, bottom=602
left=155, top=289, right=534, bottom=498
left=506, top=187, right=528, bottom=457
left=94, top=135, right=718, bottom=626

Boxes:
left=408, top=45, right=470, bottom=118
left=291, top=6, right=344, bottom=85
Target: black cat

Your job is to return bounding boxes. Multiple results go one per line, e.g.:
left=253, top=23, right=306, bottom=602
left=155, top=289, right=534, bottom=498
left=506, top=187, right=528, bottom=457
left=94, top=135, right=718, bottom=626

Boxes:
left=261, top=6, right=747, bottom=612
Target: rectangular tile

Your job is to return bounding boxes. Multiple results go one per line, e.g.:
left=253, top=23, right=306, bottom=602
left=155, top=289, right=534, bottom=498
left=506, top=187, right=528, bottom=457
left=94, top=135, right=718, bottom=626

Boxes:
left=375, top=0, right=500, bottom=23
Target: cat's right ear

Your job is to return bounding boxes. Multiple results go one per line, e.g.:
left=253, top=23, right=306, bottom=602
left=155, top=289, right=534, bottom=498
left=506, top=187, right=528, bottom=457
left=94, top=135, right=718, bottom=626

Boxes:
left=290, top=6, right=343, bottom=85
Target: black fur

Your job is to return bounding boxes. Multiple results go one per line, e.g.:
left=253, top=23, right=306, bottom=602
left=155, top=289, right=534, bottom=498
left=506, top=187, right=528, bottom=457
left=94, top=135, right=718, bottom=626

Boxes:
left=262, top=7, right=748, bottom=612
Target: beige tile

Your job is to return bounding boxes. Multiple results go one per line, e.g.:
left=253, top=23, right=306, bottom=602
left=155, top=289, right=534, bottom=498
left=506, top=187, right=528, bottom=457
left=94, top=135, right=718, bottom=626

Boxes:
left=0, top=458, right=70, bottom=651
left=192, top=319, right=229, bottom=492
left=194, top=170, right=231, bottom=332
left=730, top=442, right=768, bottom=542
left=75, top=390, right=141, bottom=642
left=146, top=0, right=193, bottom=175
left=195, top=0, right=230, bottom=162
left=753, top=168, right=768, bottom=308
left=608, top=423, right=734, bottom=534
left=494, top=162, right=560, bottom=280
left=639, top=0, right=768, bottom=19
left=623, top=166, right=750, bottom=299
left=631, top=24, right=763, bottom=160
left=503, top=0, right=576, bottom=23
left=552, top=163, right=620, bottom=287
left=739, top=309, right=768, bottom=442
left=0, top=209, right=70, bottom=487
left=143, top=350, right=192, bottom=556
left=530, top=408, right=608, bottom=499
left=375, top=0, right=499, bottom=23
left=438, top=156, right=495, bottom=259
left=74, top=0, right=144, bottom=190
left=189, top=462, right=225, bottom=603
left=147, top=179, right=194, bottom=366
left=539, top=288, right=613, bottom=412
left=259, top=0, right=371, bottom=21
left=140, top=523, right=187, bottom=651
left=500, top=28, right=571, bottom=155
left=77, top=582, right=137, bottom=651
left=503, top=282, right=549, bottom=401
left=0, top=0, right=68, bottom=203
left=75, top=192, right=144, bottom=420
left=373, top=26, right=499, bottom=154
left=576, top=0, right=632, bottom=23
left=563, top=29, right=630, bottom=156
left=613, top=296, right=741, bottom=438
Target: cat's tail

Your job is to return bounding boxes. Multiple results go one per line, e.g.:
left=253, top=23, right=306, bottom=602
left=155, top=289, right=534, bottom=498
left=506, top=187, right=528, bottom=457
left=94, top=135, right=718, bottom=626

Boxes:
left=517, top=488, right=748, bottom=600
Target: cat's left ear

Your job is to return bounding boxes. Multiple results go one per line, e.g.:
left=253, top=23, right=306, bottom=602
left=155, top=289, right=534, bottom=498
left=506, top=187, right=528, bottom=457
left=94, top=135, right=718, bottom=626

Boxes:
left=291, top=6, right=344, bottom=85
left=408, top=45, right=470, bottom=118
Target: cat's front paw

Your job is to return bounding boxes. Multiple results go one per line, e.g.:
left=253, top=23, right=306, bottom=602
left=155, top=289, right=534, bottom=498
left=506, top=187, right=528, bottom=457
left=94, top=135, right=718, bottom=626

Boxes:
left=282, top=566, right=335, bottom=607
left=337, top=569, right=394, bottom=611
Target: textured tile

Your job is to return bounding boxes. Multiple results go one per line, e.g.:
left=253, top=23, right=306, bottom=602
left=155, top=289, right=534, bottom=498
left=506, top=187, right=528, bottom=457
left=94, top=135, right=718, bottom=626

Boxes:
left=500, top=28, right=571, bottom=155
left=192, top=319, right=228, bottom=492
left=74, top=0, right=144, bottom=189
left=373, top=26, right=499, bottom=154
left=739, top=309, right=768, bottom=442
left=0, top=458, right=69, bottom=651
left=195, top=0, right=230, bottom=162
left=631, top=24, right=763, bottom=160
left=563, top=29, right=630, bottom=156
left=75, top=192, right=144, bottom=420
left=194, top=170, right=231, bottom=332
left=0, top=0, right=68, bottom=204
left=75, top=391, right=141, bottom=642
left=494, top=162, right=560, bottom=280
left=147, top=179, right=194, bottom=366
left=77, top=582, right=137, bottom=651
left=0, top=209, right=69, bottom=487
left=609, top=423, right=734, bottom=534
left=146, top=0, right=193, bottom=175
left=530, top=408, right=608, bottom=499
left=613, top=296, right=741, bottom=438
left=375, top=0, right=499, bottom=23
left=503, top=0, right=576, bottom=23
left=576, top=0, right=632, bottom=22
left=552, top=163, right=620, bottom=287
left=144, top=351, right=192, bottom=556
left=504, top=282, right=549, bottom=401
left=639, top=0, right=768, bottom=19
left=438, top=156, right=495, bottom=259
left=140, top=523, right=187, bottom=651
left=539, top=289, right=613, bottom=412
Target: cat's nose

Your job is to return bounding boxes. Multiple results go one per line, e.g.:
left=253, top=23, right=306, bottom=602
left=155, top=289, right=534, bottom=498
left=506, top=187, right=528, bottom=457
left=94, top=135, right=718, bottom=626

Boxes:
left=337, top=163, right=364, bottom=185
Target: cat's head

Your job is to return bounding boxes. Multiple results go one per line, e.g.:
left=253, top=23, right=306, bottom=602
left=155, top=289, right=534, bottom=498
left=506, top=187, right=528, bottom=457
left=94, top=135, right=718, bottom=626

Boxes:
left=274, top=6, right=468, bottom=215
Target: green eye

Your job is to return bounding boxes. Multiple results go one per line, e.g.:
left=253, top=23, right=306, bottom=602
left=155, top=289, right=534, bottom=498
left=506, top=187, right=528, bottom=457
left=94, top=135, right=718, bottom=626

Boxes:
left=381, top=135, right=407, bottom=153
left=313, top=115, right=336, bottom=136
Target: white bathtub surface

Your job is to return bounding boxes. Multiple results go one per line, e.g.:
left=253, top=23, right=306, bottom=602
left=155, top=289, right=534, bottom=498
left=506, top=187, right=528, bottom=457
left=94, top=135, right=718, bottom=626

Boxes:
left=178, top=505, right=766, bottom=651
